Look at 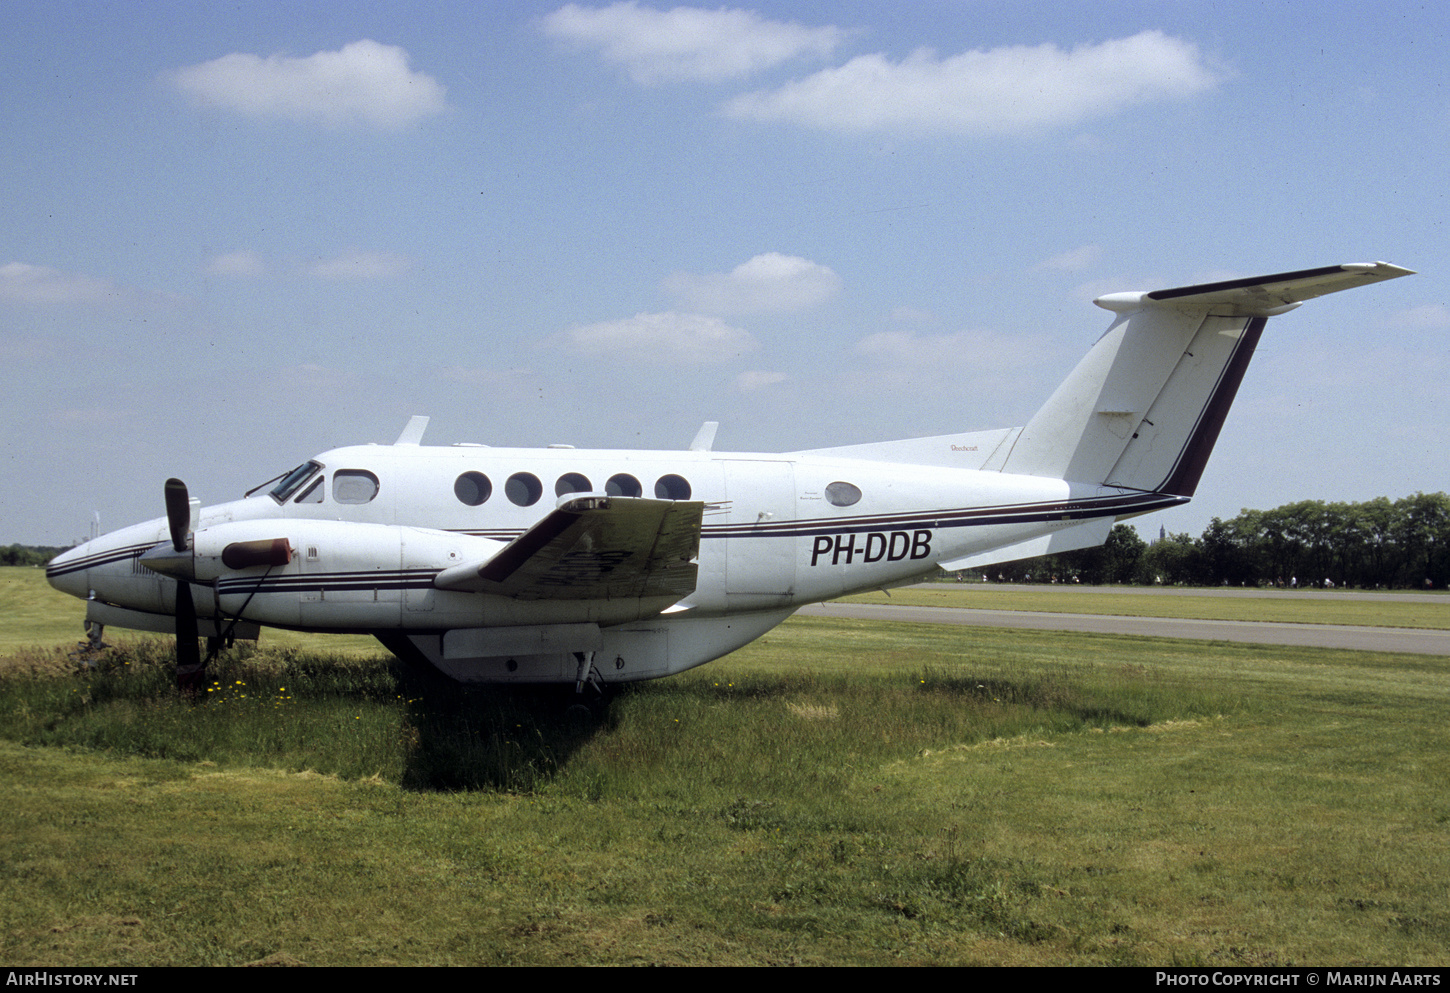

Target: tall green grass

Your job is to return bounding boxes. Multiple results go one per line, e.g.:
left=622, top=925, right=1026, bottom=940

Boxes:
left=0, top=620, right=1240, bottom=798
left=3, top=617, right=1447, bottom=965
left=0, top=641, right=569, bottom=791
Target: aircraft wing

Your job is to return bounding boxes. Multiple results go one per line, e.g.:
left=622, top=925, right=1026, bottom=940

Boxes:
left=433, top=495, right=702, bottom=602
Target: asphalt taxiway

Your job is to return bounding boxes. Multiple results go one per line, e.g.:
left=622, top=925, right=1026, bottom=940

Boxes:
left=797, top=586, right=1450, bottom=656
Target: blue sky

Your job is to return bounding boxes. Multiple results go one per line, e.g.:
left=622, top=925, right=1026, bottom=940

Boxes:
left=2, top=1, right=1444, bottom=546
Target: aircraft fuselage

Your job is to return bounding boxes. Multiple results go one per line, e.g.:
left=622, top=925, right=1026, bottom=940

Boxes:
left=47, top=442, right=1168, bottom=682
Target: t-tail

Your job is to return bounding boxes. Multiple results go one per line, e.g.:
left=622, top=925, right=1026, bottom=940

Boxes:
left=1000, top=262, right=1415, bottom=496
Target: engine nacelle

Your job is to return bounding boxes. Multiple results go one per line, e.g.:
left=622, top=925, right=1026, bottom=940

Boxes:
left=187, top=520, right=503, bottom=630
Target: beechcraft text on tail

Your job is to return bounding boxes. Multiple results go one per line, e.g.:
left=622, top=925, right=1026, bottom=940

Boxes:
left=47, top=262, right=1414, bottom=695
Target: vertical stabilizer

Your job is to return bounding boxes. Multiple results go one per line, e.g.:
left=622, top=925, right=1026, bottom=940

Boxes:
left=1003, top=304, right=1206, bottom=485
left=1104, top=315, right=1265, bottom=497
left=1000, top=263, right=1413, bottom=492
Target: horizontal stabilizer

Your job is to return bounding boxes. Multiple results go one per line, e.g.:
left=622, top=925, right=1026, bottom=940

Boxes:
left=1096, top=262, right=1415, bottom=318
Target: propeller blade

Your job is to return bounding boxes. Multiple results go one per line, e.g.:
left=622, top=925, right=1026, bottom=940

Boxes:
left=142, top=477, right=196, bottom=581
left=164, top=478, right=190, bottom=553
left=175, top=579, right=204, bottom=693
left=164, top=479, right=205, bottom=693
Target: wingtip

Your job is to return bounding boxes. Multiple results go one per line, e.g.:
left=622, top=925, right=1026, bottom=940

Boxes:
left=1345, top=262, right=1415, bottom=278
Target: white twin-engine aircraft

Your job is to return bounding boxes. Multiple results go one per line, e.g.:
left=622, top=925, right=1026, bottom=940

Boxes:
left=49, top=263, right=1411, bottom=694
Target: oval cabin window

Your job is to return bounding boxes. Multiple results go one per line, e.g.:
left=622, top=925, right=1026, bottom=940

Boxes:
left=555, top=472, right=592, bottom=496
left=607, top=473, right=642, bottom=497
left=454, top=471, right=492, bottom=506
left=506, top=472, right=543, bottom=506
left=654, top=474, right=691, bottom=500
left=825, top=481, right=862, bottom=507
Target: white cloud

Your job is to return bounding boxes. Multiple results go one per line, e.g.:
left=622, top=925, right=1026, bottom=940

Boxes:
left=723, top=30, right=1222, bottom=135
left=839, top=327, right=1061, bottom=417
left=206, top=251, right=267, bottom=277
left=736, top=369, right=787, bottom=391
left=855, top=329, right=942, bottom=361
left=309, top=250, right=411, bottom=280
left=169, top=40, right=447, bottom=128
left=541, top=2, right=846, bottom=84
left=563, top=311, right=756, bottom=364
left=664, top=252, right=841, bottom=314
left=0, top=261, right=115, bottom=304
left=1036, top=244, right=1102, bottom=272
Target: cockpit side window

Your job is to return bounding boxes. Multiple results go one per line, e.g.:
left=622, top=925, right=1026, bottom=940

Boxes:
left=294, top=477, right=324, bottom=504
left=334, top=469, right=380, bottom=504
left=269, top=461, right=322, bottom=504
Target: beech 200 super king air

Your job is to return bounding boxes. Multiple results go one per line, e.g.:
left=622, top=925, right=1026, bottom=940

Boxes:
left=48, top=262, right=1413, bottom=694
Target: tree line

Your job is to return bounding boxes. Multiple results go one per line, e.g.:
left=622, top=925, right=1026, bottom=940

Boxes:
left=984, top=493, right=1450, bottom=590
left=1, top=545, right=69, bottom=567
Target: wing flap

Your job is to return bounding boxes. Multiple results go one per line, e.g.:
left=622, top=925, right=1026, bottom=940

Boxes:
left=434, top=495, right=702, bottom=602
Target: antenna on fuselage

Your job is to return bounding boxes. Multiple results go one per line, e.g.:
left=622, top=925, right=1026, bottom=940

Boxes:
left=689, top=421, right=718, bottom=452
left=394, top=415, right=430, bottom=446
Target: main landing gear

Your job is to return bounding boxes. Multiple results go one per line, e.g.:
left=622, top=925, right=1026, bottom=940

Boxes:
left=566, top=651, right=610, bottom=725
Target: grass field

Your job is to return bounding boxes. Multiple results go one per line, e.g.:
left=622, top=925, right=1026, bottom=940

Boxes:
left=3, top=566, right=1449, bottom=965
left=843, top=584, right=1450, bottom=630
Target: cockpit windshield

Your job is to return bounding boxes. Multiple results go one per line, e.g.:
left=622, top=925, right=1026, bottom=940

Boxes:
left=266, top=461, right=323, bottom=503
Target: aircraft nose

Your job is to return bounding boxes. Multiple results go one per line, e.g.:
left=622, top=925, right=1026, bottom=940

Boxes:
left=46, top=543, right=93, bottom=600
left=47, top=518, right=173, bottom=614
